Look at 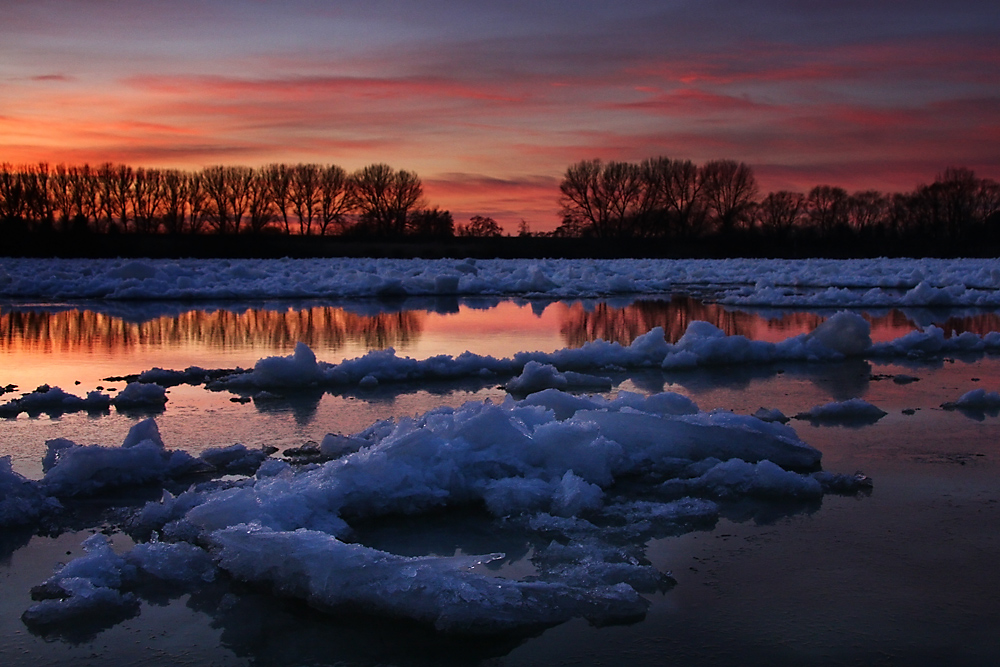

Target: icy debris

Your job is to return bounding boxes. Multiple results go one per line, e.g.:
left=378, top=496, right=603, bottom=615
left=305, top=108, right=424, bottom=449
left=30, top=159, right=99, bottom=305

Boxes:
left=198, top=443, right=270, bottom=474
left=37, top=419, right=265, bottom=498
left=319, top=433, right=369, bottom=459
left=942, top=389, right=1000, bottom=413
left=0, top=456, right=61, bottom=527
left=753, top=407, right=790, bottom=423
left=0, top=385, right=110, bottom=418
left=661, top=459, right=823, bottom=500
left=505, top=361, right=613, bottom=395
left=23, top=535, right=139, bottom=628
left=794, top=399, right=888, bottom=426
left=22, top=534, right=215, bottom=627
left=209, top=524, right=648, bottom=633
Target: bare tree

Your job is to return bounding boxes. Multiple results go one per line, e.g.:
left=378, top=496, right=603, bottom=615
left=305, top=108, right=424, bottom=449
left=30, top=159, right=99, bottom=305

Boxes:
left=700, top=160, right=758, bottom=232
left=351, top=164, right=424, bottom=236
left=0, top=163, right=27, bottom=223
left=757, top=191, right=805, bottom=235
left=457, top=215, right=503, bottom=237
left=245, top=169, right=274, bottom=234
left=290, top=164, right=321, bottom=235
left=132, top=168, right=165, bottom=233
left=806, top=185, right=850, bottom=234
left=559, top=159, right=646, bottom=238
left=847, top=190, right=888, bottom=232
left=317, top=164, right=351, bottom=235
left=641, top=157, right=706, bottom=237
left=202, top=166, right=252, bottom=234
left=407, top=207, right=454, bottom=237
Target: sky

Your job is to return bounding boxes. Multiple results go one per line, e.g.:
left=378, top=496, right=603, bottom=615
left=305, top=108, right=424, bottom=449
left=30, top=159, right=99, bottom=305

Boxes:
left=1, top=0, right=998, bottom=231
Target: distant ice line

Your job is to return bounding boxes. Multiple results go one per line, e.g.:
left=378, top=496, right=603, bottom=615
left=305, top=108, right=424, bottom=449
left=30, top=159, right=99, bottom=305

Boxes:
left=2, top=257, right=1000, bottom=305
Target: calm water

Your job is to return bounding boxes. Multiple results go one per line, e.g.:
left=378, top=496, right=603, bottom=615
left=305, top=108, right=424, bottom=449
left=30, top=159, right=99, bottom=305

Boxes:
left=1, top=295, right=999, bottom=665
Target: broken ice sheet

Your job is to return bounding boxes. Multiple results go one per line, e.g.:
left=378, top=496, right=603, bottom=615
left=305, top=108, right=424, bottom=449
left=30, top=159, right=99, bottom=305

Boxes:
left=17, top=387, right=873, bottom=636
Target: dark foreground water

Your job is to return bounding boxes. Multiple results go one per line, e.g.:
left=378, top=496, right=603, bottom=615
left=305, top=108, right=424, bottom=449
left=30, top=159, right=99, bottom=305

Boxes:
left=1, top=296, right=999, bottom=665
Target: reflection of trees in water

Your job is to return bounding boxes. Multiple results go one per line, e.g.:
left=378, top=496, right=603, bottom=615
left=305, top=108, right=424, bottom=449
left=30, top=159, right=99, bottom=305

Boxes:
left=0, top=307, right=424, bottom=353
left=560, top=297, right=762, bottom=347
left=560, top=298, right=1000, bottom=347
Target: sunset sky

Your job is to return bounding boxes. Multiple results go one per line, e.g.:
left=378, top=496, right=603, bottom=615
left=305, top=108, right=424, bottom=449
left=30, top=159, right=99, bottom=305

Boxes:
left=2, top=0, right=998, bottom=231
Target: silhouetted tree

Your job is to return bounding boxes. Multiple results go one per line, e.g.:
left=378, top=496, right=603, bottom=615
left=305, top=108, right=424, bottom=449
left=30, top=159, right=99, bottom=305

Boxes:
left=457, top=215, right=502, bottom=237
left=350, top=164, right=424, bottom=236
left=317, top=165, right=351, bottom=235
left=756, top=191, right=805, bottom=236
left=245, top=169, right=275, bottom=234
left=641, top=157, right=706, bottom=238
left=806, top=185, right=849, bottom=234
left=700, top=159, right=757, bottom=232
left=559, top=159, right=646, bottom=238
left=847, top=190, right=888, bottom=233
left=290, top=163, right=321, bottom=235
left=132, top=168, right=164, bottom=233
left=262, top=164, right=294, bottom=234
left=407, top=207, right=454, bottom=237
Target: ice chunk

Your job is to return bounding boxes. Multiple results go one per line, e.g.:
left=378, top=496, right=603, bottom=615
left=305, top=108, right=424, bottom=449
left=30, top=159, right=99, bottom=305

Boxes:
left=111, top=382, right=167, bottom=410
left=121, top=418, right=164, bottom=449
left=247, top=342, right=323, bottom=387
left=753, top=407, right=790, bottom=423
left=40, top=419, right=201, bottom=497
left=943, top=388, right=1000, bottom=410
left=661, top=458, right=823, bottom=500
left=505, top=361, right=613, bottom=395
left=197, top=443, right=269, bottom=474
left=795, top=399, right=887, bottom=426
left=0, top=456, right=60, bottom=527
left=809, top=311, right=872, bottom=355
left=0, top=385, right=110, bottom=417
left=209, top=524, right=648, bottom=633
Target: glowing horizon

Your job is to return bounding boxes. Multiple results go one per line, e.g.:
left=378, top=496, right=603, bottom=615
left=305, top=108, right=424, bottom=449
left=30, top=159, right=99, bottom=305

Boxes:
left=2, top=1, right=998, bottom=232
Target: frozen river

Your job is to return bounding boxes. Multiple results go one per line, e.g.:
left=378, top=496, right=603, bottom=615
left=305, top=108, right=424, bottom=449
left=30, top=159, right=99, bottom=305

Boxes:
left=1, top=258, right=999, bottom=665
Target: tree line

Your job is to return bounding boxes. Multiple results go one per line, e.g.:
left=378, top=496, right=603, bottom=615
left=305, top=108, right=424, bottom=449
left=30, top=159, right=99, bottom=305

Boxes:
left=556, top=158, right=1000, bottom=244
left=3, top=157, right=999, bottom=249
left=0, top=162, right=456, bottom=238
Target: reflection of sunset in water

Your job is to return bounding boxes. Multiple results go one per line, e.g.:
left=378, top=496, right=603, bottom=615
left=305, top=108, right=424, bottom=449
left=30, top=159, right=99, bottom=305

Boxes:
left=5, top=299, right=1000, bottom=363
left=558, top=297, right=1000, bottom=346
left=0, top=307, right=424, bottom=355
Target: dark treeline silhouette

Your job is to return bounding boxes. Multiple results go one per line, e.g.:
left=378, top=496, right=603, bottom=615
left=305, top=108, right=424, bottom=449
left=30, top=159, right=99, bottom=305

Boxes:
left=555, top=158, right=1000, bottom=248
left=0, top=161, right=455, bottom=238
left=3, top=157, right=1000, bottom=258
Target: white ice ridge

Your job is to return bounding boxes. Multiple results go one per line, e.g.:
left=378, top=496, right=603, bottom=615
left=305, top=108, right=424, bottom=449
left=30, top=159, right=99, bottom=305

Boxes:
left=18, top=390, right=870, bottom=633
left=2, top=257, right=1000, bottom=304
left=195, top=312, right=1000, bottom=393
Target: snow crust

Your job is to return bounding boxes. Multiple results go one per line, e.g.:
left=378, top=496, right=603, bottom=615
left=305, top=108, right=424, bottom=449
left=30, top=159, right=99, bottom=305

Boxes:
left=11, top=391, right=871, bottom=633
left=2, top=257, right=1000, bottom=305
